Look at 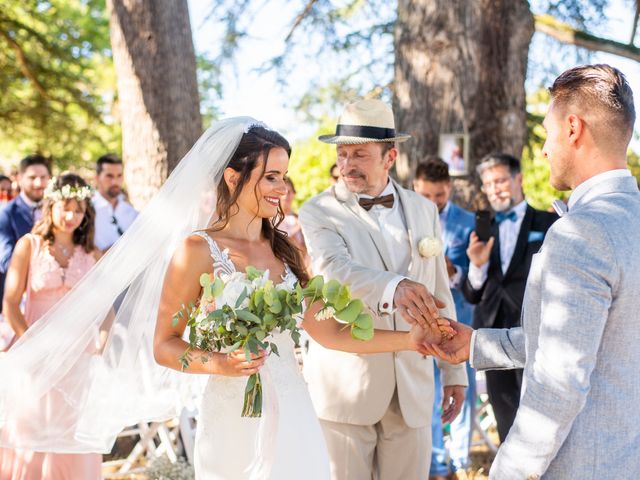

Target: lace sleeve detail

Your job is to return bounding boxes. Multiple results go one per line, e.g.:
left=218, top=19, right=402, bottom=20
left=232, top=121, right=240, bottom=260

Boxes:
left=193, top=231, right=236, bottom=278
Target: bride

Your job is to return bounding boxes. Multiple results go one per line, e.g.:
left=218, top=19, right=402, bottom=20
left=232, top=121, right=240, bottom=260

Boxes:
left=0, top=118, right=449, bottom=480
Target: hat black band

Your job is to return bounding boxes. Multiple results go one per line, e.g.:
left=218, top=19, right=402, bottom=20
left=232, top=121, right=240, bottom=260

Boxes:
left=335, top=124, right=396, bottom=139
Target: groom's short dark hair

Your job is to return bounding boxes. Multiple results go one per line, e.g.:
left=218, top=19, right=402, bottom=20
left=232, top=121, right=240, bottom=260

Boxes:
left=550, top=64, right=635, bottom=147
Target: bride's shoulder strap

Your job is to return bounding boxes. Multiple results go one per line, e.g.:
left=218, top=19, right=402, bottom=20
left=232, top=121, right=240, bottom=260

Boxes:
left=192, top=231, right=235, bottom=277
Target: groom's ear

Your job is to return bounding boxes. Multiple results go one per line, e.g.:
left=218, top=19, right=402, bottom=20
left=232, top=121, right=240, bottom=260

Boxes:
left=223, top=168, right=240, bottom=192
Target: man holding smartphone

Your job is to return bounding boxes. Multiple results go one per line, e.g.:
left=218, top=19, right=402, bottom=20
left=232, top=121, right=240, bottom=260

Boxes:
left=462, top=154, right=557, bottom=443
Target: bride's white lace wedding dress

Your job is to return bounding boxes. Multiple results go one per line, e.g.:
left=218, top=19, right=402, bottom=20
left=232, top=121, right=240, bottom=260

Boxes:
left=193, top=233, right=330, bottom=479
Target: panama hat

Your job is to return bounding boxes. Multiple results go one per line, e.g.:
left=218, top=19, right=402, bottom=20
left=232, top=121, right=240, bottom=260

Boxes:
left=318, top=99, right=411, bottom=144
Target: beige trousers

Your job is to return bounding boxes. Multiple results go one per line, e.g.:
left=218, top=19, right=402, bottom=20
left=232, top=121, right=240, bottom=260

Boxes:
left=319, top=390, right=431, bottom=480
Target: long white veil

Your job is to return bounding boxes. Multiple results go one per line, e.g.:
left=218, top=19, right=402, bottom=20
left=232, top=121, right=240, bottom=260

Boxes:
left=0, top=117, right=254, bottom=453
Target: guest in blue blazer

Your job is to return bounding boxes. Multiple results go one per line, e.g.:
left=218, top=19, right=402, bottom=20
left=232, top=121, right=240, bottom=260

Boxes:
left=0, top=155, right=51, bottom=312
left=414, top=158, right=475, bottom=480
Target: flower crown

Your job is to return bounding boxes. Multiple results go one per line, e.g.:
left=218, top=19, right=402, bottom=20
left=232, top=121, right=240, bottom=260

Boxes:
left=44, top=177, right=93, bottom=202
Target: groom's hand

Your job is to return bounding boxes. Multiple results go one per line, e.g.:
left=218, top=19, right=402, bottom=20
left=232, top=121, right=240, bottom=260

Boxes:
left=417, top=320, right=474, bottom=364
left=394, top=279, right=446, bottom=329
left=408, top=320, right=455, bottom=349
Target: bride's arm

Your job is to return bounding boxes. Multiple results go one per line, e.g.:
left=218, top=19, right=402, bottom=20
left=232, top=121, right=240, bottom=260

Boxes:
left=301, top=300, right=452, bottom=354
left=153, top=235, right=266, bottom=376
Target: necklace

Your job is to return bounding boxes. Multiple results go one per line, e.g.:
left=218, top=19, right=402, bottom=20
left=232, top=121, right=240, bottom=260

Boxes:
left=57, top=243, right=73, bottom=259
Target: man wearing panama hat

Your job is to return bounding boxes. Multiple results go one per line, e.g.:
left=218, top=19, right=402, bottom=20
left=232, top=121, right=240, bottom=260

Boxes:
left=300, top=99, right=468, bottom=480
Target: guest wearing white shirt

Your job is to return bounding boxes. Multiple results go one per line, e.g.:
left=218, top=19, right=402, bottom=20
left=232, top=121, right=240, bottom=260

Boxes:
left=461, top=153, right=557, bottom=442
left=92, top=154, right=138, bottom=251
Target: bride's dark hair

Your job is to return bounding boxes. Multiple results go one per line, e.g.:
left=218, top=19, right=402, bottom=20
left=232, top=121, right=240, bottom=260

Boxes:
left=209, top=126, right=309, bottom=284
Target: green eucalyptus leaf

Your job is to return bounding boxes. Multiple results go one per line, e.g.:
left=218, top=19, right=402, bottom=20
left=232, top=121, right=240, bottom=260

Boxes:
left=351, top=325, right=374, bottom=341
left=246, top=266, right=263, bottom=281
left=256, top=330, right=266, bottom=341
left=268, top=299, right=283, bottom=314
left=308, top=275, right=324, bottom=292
left=264, top=287, right=277, bottom=306
left=263, top=313, right=276, bottom=326
left=254, top=290, right=265, bottom=309
left=236, top=310, right=262, bottom=324
left=246, top=373, right=257, bottom=391
left=335, top=299, right=363, bottom=324
left=334, top=284, right=351, bottom=311
left=211, top=277, right=225, bottom=297
left=235, top=287, right=249, bottom=308
left=199, top=273, right=212, bottom=288
left=354, top=312, right=373, bottom=330
left=322, top=279, right=341, bottom=303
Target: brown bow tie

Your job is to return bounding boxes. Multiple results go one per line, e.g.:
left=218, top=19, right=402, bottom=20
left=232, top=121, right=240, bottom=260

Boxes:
left=358, top=194, right=395, bottom=211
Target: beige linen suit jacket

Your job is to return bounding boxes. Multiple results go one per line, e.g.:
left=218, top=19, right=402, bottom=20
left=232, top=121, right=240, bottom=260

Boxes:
left=299, top=179, right=468, bottom=428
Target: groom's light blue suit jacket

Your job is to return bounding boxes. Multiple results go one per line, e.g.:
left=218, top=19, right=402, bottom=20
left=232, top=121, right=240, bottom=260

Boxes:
left=472, top=175, right=640, bottom=479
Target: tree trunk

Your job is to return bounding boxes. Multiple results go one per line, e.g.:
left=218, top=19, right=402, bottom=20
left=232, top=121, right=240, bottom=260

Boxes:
left=393, top=0, right=533, bottom=210
left=108, top=0, right=202, bottom=209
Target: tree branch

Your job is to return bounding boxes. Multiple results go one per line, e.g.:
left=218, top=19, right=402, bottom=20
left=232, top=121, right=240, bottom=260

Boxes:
left=534, top=14, right=640, bottom=62
left=0, top=29, right=50, bottom=99
left=285, top=0, right=319, bottom=42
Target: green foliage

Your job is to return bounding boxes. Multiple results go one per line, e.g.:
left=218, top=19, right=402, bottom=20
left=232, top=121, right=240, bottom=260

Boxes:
left=196, top=52, right=222, bottom=129
left=626, top=144, right=640, bottom=182
left=0, top=0, right=120, bottom=170
left=288, top=117, right=337, bottom=210
left=521, top=89, right=568, bottom=210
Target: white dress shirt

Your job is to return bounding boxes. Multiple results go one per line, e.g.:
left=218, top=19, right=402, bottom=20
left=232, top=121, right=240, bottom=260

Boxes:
left=92, top=192, right=139, bottom=250
left=358, top=181, right=411, bottom=314
left=467, top=200, right=527, bottom=289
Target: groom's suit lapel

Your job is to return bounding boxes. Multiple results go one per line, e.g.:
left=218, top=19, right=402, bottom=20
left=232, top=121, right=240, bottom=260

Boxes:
left=334, top=180, right=394, bottom=271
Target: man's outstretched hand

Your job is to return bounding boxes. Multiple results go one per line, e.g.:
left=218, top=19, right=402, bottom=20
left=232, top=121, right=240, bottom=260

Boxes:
left=408, top=318, right=456, bottom=350
left=417, top=320, right=474, bottom=364
left=394, top=279, right=447, bottom=329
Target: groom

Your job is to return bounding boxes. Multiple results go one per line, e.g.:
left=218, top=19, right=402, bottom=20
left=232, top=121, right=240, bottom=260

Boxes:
left=424, top=64, right=640, bottom=479
left=299, top=99, right=468, bottom=480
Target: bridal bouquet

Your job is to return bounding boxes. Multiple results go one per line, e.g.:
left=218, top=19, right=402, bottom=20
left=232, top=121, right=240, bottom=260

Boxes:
left=174, top=267, right=373, bottom=417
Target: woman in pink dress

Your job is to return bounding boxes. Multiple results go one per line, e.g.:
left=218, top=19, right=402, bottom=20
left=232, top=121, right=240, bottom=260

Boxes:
left=0, top=173, right=102, bottom=480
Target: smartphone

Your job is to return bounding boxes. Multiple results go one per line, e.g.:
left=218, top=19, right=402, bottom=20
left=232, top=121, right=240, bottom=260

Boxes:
left=475, top=210, right=492, bottom=242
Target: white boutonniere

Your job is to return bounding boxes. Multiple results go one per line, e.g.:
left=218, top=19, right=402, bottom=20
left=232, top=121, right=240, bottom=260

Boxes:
left=418, top=236, right=443, bottom=259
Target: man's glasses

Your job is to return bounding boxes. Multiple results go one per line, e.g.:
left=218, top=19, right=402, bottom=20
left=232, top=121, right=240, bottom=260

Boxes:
left=481, top=176, right=512, bottom=193
left=111, top=216, right=124, bottom=236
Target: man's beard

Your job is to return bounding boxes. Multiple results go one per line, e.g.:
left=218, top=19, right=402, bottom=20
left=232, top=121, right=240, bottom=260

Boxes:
left=106, top=187, right=121, bottom=199
left=25, top=190, right=44, bottom=203
left=490, top=197, right=513, bottom=213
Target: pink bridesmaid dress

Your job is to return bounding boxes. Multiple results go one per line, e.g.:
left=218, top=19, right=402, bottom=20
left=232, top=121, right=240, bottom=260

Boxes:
left=0, top=234, right=101, bottom=480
